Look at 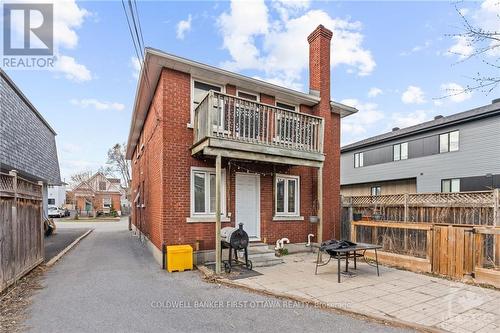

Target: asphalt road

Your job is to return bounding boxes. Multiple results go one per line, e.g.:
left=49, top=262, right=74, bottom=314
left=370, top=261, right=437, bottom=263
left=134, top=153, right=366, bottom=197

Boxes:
left=26, top=219, right=412, bottom=333
left=44, top=228, right=91, bottom=262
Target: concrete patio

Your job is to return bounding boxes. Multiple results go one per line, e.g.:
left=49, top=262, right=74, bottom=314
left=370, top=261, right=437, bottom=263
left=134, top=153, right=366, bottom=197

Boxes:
left=225, top=252, right=499, bottom=333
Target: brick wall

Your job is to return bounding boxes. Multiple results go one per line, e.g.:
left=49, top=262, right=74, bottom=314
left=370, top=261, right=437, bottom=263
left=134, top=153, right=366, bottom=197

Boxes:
left=131, top=25, right=342, bottom=253
left=308, top=25, right=341, bottom=240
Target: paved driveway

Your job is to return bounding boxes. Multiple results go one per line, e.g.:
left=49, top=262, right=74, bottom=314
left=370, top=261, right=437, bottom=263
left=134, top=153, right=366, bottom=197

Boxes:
left=25, top=219, right=411, bottom=333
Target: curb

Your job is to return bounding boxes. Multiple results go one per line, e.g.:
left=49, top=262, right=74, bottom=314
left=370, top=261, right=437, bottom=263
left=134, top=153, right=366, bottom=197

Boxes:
left=45, top=229, right=94, bottom=267
left=197, top=265, right=446, bottom=333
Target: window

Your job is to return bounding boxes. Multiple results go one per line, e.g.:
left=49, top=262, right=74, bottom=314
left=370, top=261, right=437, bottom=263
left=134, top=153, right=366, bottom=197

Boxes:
left=393, top=142, right=408, bottom=161
left=237, top=90, right=259, bottom=101
left=439, top=130, right=459, bottom=153
left=192, top=80, right=222, bottom=124
left=190, top=167, right=226, bottom=217
left=370, top=186, right=381, bottom=196
left=103, top=197, right=111, bottom=208
left=99, top=181, right=106, bottom=191
left=354, top=152, right=364, bottom=168
left=276, top=101, right=297, bottom=112
left=275, top=175, right=300, bottom=216
left=48, top=198, right=55, bottom=205
left=441, top=179, right=460, bottom=193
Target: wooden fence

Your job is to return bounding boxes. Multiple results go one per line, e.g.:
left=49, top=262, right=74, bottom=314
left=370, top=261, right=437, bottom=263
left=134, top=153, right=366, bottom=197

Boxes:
left=342, top=190, right=499, bottom=225
left=0, top=171, right=44, bottom=292
left=344, top=191, right=500, bottom=287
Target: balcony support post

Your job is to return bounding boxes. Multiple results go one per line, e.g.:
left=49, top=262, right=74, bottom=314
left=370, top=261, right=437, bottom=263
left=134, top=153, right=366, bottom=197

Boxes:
left=317, top=166, right=323, bottom=262
left=215, top=154, right=222, bottom=274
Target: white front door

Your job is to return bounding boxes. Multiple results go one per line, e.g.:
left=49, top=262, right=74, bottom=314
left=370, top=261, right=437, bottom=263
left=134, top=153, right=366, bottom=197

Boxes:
left=235, top=173, right=260, bottom=240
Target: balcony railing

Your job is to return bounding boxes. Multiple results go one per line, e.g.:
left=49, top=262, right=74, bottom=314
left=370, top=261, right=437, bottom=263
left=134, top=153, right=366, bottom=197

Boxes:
left=194, top=91, right=324, bottom=154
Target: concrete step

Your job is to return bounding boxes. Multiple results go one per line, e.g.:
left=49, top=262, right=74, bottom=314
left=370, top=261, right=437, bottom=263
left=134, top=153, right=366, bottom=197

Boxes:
left=246, top=243, right=284, bottom=267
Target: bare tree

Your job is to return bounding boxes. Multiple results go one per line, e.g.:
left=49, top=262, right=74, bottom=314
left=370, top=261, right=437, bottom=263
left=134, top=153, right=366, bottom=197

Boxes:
left=107, top=143, right=131, bottom=187
left=447, top=3, right=500, bottom=95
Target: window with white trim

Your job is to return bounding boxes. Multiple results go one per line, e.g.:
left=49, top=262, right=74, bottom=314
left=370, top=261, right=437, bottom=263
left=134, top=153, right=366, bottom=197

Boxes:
left=237, top=90, right=259, bottom=101
left=441, top=178, right=460, bottom=193
left=276, top=101, right=297, bottom=112
left=190, top=167, right=226, bottom=217
left=275, top=175, right=300, bottom=216
left=439, top=130, right=459, bottom=153
left=393, top=142, right=408, bottom=161
left=103, top=196, right=111, bottom=209
left=354, top=152, right=364, bottom=168
left=371, top=186, right=381, bottom=196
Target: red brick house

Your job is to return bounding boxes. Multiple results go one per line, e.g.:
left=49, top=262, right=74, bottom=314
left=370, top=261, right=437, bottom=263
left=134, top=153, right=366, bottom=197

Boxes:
left=71, top=172, right=122, bottom=216
left=126, top=25, right=357, bottom=266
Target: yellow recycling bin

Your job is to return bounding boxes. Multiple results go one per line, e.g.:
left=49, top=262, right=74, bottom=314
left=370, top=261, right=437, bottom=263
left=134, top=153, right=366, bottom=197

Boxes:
left=166, top=245, right=193, bottom=272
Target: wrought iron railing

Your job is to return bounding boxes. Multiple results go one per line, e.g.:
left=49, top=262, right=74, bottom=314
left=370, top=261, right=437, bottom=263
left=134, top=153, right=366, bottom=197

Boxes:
left=194, top=91, right=324, bottom=153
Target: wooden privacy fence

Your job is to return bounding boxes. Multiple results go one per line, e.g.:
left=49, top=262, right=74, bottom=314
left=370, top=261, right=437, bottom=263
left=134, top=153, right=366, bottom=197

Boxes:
left=351, top=220, right=500, bottom=287
left=0, top=171, right=44, bottom=292
left=343, top=190, right=500, bottom=225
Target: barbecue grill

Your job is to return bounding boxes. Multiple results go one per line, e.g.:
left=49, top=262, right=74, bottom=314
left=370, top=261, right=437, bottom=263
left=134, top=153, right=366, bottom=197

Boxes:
left=220, top=223, right=252, bottom=273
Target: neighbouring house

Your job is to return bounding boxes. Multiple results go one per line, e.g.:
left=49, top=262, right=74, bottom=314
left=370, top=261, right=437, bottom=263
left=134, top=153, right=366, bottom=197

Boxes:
left=126, top=25, right=357, bottom=265
left=0, top=68, right=61, bottom=291
left=71, top=172, right=122, bottom=216
left=47, top=182, right=67, bottom=208
left=0, top=68, right=61, bottom=214
left=340, top=100, right=500, bottom=196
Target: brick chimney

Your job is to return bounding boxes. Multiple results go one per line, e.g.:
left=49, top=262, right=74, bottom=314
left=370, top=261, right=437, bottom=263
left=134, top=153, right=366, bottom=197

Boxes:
left=308, top=25, right=340, bottom=240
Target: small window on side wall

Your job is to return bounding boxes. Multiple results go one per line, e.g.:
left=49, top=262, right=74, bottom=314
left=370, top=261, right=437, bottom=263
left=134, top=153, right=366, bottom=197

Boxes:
left=441, top=178, right=460, bottom=193
left=354, top=152, right=364, bottom=168
left=370, top=186, right=381, bottom=196
left=439, top=130, right=459, bottom=153
left=393, top=142, right=408, bottom=161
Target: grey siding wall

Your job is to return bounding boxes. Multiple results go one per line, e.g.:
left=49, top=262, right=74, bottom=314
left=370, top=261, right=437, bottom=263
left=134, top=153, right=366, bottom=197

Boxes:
left=0, top=71, right=61, bottom=184
left=341, top=116, right=500, bottom=193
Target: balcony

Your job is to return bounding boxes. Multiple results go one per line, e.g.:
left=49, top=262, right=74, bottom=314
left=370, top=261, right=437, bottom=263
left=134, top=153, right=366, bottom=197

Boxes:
left=192, top=91, right=324, bottom=167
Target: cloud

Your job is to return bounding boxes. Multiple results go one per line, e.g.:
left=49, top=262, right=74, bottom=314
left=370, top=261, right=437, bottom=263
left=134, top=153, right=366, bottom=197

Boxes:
left=439, top=82, right=472, bottom=103
left=447, top=1, right=500, bottom=59
left=400, top=40, right=431, bottom=56
left=390, top=110, right=431, bottom=129
left=368, top=87, right=383, bottom=98
left=341, top=98, right=385, bottom=144
left=176, top=14, right=193, bottom=39
left=130, top=56, right=141, bottom=79
left=448, top=36, right=474, bottom=59
left=70, top=98, right=125, bottom=111
left=401, top=85, right=426, bottom=104
left=217, top=0, right=375, bottom=90
left=54, top=55, right=92, bottom=82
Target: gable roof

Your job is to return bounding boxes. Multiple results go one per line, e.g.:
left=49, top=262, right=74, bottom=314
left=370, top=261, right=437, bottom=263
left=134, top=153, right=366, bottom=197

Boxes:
left=341, top=101, right=500, bottom=153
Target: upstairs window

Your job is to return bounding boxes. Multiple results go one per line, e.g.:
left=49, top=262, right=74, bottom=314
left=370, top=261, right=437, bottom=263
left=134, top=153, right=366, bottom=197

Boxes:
left=237, top=90, right=259, bottom=101
left=354, top=152, right=364, bottom=168
left=439, top=131, right=459, bottom=153
left=393, top=142, right=408, bottom=161
left=192, top=80, right=222, bottom=123
left=275, top=175, right=300, bottom=216
left=99, top=181, right=107, bottom=191
left=370, top=186, right=381, bottom=196
left=276, top=101, right=297, bottom=112
left=48, top=198, right=55, bottom=205
left=442, top=178, right=460, bottom=193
